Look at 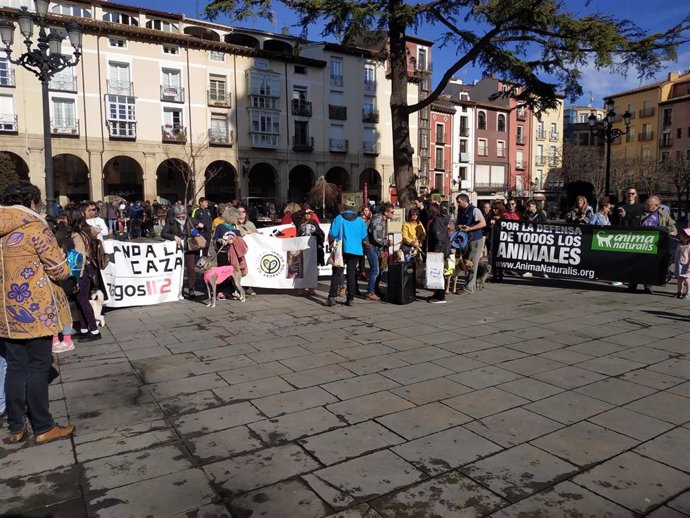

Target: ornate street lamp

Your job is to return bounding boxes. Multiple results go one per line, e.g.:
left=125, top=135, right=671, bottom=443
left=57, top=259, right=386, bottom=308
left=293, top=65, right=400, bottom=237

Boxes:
left=0, top=2, right=82, bottom=216
left=588, top=98, right=632, bottom=198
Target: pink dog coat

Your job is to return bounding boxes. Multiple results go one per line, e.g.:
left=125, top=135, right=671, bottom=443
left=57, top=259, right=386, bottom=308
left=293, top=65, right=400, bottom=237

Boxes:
left=203, top=265, right=235, bottom=284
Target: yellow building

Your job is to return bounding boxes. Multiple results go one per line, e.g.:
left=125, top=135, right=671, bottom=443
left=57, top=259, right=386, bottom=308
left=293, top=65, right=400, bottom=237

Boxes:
left=531, top=98, right=564, bottom=197
left=0, top=0, right=431, bottom=205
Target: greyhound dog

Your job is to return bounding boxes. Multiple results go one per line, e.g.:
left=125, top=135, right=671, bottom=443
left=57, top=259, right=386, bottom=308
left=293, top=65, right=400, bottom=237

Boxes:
left=475, top=256, right=492, bottom=290
left=197, top=256, right=245, bottom=308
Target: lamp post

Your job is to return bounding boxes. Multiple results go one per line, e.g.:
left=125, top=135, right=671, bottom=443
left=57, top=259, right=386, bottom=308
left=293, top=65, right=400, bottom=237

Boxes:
left=0, top=1, right=82, bottom=216
left=588, top=99, right=631, bottom=198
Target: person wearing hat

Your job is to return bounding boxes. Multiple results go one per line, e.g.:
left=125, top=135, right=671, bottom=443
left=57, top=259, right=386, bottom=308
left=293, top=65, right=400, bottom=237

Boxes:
left=327, top=199, right=367, bottom=306
left=161, top=205, right=199, bottom=298
left=674, top=228, right=690, bottom=299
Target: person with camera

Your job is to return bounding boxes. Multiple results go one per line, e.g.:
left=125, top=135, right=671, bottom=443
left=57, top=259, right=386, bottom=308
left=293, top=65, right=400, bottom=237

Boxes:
left=613, top=187, right=644, bottom=226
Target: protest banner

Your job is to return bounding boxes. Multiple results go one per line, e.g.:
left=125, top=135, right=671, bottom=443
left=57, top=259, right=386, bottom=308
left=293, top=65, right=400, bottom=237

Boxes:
left=101, top=240, right=184, bottom=307
left=259, top=223, right=333, bottom=276
left=493, top=220, right=671, bottom=285
left=425, top=252, right=445, bottom=290
left=242, top=233, right=318, bottom=289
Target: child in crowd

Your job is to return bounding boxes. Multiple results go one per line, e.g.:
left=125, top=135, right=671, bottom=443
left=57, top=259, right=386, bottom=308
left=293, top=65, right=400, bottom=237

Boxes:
left=47, top=216, right=77, bottom=353
left=675, top=228, right=690, bottom=299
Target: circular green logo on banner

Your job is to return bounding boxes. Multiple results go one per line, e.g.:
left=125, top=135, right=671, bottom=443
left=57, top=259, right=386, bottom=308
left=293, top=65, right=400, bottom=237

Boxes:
left=258, top=252, right=284, bottom=277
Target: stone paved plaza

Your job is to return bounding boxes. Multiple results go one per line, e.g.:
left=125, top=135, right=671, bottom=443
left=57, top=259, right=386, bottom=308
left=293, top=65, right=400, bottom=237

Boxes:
left=1, top=277, right=690, bottom=518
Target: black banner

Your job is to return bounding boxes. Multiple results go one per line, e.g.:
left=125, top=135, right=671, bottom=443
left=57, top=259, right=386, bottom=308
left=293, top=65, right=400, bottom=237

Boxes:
left=492, top=220, right=671, bottom=285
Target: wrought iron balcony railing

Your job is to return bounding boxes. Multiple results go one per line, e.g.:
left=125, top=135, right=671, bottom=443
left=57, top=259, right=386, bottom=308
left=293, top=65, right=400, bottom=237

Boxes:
left=362, top=108, right=379, bottom=123
left=208, top=128, right=233, bottom=146
left=49, top=75, right=77, bottom=92
left=0, top=113, right=18, bottom=132
left=162, top=124, right=187, bottom=143
left=329, top=138, right=348, bottom=153
left=292, top=136, right=314, bottom=152
left=362, top=141, right=381, bottom=155
left=291, top=100, right=312, bottom=117
left=0, top=69, right=16, bottom=87
left=107, top=80, right=134, bottom=96
left=329, top=104, right=347, bottom=120
left=51, top=118, right=79, bottom=135
left=160, top=85, right=185, bottom=103
left=208, top=89, right=231, bottom=107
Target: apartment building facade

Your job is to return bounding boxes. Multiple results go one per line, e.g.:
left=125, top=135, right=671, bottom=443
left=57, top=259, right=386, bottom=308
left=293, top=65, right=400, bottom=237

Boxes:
left=429, top=97, right=454, bottom=196
left=0, top=0, right=427, bottom=205
left=658, top=74, right=690, bottom=166
left=450, top=90, right=475, bottom=199
left=563, top=105, right=606, bottom=147
left=531, top=98, right=564, bottom=198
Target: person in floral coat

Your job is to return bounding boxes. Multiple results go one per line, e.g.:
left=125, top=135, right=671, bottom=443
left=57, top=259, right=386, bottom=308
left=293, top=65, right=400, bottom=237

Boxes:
left=0, top=181, right=75, bottom=445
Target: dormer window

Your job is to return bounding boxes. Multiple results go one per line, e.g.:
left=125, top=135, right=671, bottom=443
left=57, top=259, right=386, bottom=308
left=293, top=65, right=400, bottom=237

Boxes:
left=103, top=12, right=139, bottom=26
left=51, top=3, right=91, bottom=17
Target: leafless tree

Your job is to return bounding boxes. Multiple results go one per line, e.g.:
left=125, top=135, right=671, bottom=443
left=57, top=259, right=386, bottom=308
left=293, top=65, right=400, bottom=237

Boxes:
left=163, top=135, right=223, bottom=207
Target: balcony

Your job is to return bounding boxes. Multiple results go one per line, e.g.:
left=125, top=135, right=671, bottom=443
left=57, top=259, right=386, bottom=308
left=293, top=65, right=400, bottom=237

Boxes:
left=330, top=74, right=343, bottom=87
left=249, top=95, right=280, bottom=110
left=459, top=127, right=469, bottom=137
left=536, top=130, right=545, bottom=140
left=516, top=135, right=525, bottom=145
left=549, top=131, right=559, bottom=141
left=659, top=137, right=673, bottom=148
left=638, top=131, right=654, bottom=142
left=535, top=157, right=545, bottom=166
left=293, top=136, right=314, bottom=152
left=208, top=128, right=233, bottom=146
left=250, top=132, right=279, bottom=148
left=516, top=110, right=526, bottom=121
left=292, top=100, right=312, bottom=117
left=662, top=116, right=672, bottom=127
left=548, top=157, right=558, bottom=167
left=435, top=133, right=445, bottom=145
left=362, top=108, right=379, bottom=123
left=107, top=80, right=134, bottom=96
left=515, top=161, right=525, bottom=170
left=459, top=152, right=470, bottom=162
left=0, top=114, right=18, bottom=132
left=364, top=80, right=376, bottom=92
left=329, top=138, right=348, bottom=153
left=363, top=141, right=381, bottom=155
left=50, top=118, right=79, bottom=136
left=161, top=124, right=187, bottom=143
left=0, top=69, right=15, bottom=87
left=329, top=104, right=347, bottom=120
left=160, top=85, right=185, bottom=103
left=475, top=181, right=507, bottom=191
left=477, top=147, right=488, bottom=156
left=49, top=75, right=77, bottom=92
left=108, top=121, right=136, bottom=139
left=208, top=89, right=231, bottom=107
left=626, top=133, right=635, bottom=143
left=639, top=107, right=655, bottom=118
left=409, top=58, right=432, bottom=78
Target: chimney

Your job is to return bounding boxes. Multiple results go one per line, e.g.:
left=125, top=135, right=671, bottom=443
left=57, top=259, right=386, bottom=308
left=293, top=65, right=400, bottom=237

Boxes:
left=668, top=71, right=680, bottom=81
left=449, top=78, right=463, bottom=85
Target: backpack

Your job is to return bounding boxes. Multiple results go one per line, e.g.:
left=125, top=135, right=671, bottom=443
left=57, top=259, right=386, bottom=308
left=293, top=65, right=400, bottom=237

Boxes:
left=66, top=249, right=84, bottom=278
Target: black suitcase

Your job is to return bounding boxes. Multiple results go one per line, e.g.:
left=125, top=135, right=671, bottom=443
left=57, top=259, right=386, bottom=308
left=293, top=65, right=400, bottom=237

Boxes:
left=387, top=262, right=416, bottom=305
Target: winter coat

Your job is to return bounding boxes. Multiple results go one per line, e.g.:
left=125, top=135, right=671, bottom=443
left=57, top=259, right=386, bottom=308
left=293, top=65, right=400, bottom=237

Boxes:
left=329, top=210, right=367, bottom=256
left=523, top=210, right=547, bottom=224
left=104, top=202, right=119, bottom=220
left=0, top=205, right=72, bottom=339
left=368, top=213, right=387, bottom=249
left=427, top=215, right=451, bottom=258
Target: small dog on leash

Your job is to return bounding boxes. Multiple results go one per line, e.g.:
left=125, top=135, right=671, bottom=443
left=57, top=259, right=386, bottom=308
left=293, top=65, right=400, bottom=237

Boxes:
left=446, top=256, right=474, bottom=294
left=197, top=256, right=245, bottom=308
left=89, top=290, right=106, bottom=327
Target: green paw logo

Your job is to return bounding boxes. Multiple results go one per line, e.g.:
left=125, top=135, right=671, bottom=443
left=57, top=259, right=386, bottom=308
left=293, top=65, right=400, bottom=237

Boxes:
left=258, top=252, right=284, bottom=277
left=592, top=230, right=659, bottom=254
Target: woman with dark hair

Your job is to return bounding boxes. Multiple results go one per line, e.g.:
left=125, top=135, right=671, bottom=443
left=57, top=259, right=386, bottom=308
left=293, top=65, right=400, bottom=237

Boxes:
left=426, top=203, right=451, bottom=304
left=1, top=181, right=75, bottom=444
left=63, top=206, right=102, bottom=342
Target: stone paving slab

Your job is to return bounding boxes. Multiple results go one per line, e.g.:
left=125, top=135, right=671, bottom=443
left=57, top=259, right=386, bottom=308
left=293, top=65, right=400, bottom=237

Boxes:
left=3, top=277, right=690, bottom=517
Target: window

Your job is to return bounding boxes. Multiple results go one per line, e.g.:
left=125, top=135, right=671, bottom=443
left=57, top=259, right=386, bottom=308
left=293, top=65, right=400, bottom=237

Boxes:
left=516, top=149, right=524, bottom=169
left=330, top=58, right=343, bottom=86
left=435, top=123, right=445, bottom=144
left=51, top=3, right=91, bottom=17
left=459, top=166, right=467, bottom=181
left=161, top=68, right=182, bottom=98
left=250, top=73, right=280, bottom=97
left=549, top=146, right=557, bottom=166
left=677, top=128, right=682, bottom=139
left=251, top=111, right=280, bottom=147
left=497, top=114, right=506, bottom=132
left=420, top=133, right=428, bottom=149
left=209, top=75, right=227, bottom=103
left=106, top=95, right=136, bottom=138
left=459, top=139, right=467, bottom=153
left=496, top=140, right=506, bottom=158
left=417, top=48, right=427, bottom=70
left=0, top=94, right=16, bottom=131
left=364, top=64, right=376, bottom=90
left=146, top=19, right=178, bottom=32
left=435, top=147, right=444, bottom=169
left=460, top=116, right=468, bottom=135
left=536, top=121, right=544, bottom=139
left=163, top=107, right=183, bottom=126
left=550, top=122, right=558, bottom=140
left=108, top=62, right=132, bottom=95
left=108, top=37, right=127, bottom=48
left=578, top=113, right=588, bottom=123
left=0, top=58, right=12, bottom=87
left=294, top=65, right=306, bottom=75
left=51, top=98, right=77, bottom=133
left=536, top=144, right=544, bottom=164
left=210, top=51, right=225, bottom=62
left=209, top=114, right=229, bottom=144
left=477, top=111, right=486, bottom=130
left=294, top=120, right=310, bottom=143
left=478, top=138, right=488, bottom=156
left=293, top=86, right=307, bottom=103
left=516, top=125, right=524, bottom=143
left=102, top=11, right=138, bottom=25
left=163, top=45, right=179, bottom=55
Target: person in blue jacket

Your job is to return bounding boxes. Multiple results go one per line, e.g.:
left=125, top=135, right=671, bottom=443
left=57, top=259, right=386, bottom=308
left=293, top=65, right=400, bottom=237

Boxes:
left=327, top=199, right=368, bottom=307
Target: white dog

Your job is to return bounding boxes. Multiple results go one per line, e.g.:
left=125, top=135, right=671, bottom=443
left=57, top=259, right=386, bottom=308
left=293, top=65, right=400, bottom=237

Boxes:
left=89, top=290, right=105, bottom=327
left=596, top=233, right=614, bottom=247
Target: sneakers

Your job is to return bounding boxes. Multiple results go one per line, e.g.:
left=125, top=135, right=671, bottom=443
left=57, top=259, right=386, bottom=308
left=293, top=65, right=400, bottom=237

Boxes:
left=52, top=338, right=75, bottom=354
left=522, top=272, right=533, bottom=278
left=366, top=293, right=381, bottom=301
left=78, top=332, right=102, bottom=343
left=326, top=298, right=337, bottom=307
left=429, top=298, right=447, bottom=304
left=34, top=424, right=75, bottom=445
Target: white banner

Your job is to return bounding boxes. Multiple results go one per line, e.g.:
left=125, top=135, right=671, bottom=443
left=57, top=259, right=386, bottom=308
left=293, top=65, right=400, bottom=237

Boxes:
left=258, top=223, right=333, bottom=277
left=101, top=240, right=184, bottom=307
left=425, top=252, right=445, bottom=290
left=242, top=233, right=318, bottom=289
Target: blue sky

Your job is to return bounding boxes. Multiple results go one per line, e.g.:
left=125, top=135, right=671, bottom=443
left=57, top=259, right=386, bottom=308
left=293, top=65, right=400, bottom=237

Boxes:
left=119, top=0, right=690, bottom=107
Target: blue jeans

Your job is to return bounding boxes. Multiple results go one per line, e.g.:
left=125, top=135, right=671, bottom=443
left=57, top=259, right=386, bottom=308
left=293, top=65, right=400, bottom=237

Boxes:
left=366, top=245, right=380, bottom=294
left=3, top=337, right=55, bottom=435
left=0, top=349, right=6, bottom=414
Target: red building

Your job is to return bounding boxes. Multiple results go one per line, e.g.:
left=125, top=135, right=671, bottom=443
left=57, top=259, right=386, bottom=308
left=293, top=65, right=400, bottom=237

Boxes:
left=430, top=97, right=454, bottom=195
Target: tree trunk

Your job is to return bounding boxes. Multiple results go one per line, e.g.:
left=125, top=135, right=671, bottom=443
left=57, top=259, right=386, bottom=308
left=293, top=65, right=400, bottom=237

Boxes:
left=388, top=2, right=416, bottom=209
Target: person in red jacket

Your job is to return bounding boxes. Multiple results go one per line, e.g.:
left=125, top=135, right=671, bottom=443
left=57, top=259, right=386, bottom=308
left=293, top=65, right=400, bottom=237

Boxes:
left=504, top=198, right=521, bottom=221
